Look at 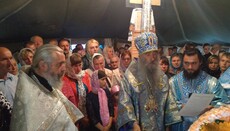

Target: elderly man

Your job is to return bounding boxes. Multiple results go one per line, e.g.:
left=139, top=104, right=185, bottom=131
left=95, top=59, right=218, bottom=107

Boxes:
left=169, top=48, right=229, bottom=131
left=118, top=32, right=181, bottom=131
left=30, top=35, right=44, bottom=48
left=110, top=55, right=123, bottom=85
left=0, top=47, right=18, bottom=130
left=58, top=38, right=72, bottom=59
left=110, top=55, right=119, bottom=70
left=10, top=44, right=83, bottom=131
left=0, top=47, right=18, bottom=106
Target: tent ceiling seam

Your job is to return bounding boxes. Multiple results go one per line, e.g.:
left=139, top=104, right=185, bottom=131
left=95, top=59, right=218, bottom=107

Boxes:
left=0, top=0, right=32, bottom=24
left=172, top=0, right=189, bottom=41
left=62, top=0, right=70, bottom=28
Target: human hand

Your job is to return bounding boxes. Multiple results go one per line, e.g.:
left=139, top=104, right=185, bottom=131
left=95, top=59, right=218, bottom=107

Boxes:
left=81, top=117, right=89, bottom=127
left=199, top=105, right=213, bottom=116
left=102, top=126, right=110, bottom=131
left=133, top=122, right=141, bottom=131
left=181, top=104, right=185, bottom=108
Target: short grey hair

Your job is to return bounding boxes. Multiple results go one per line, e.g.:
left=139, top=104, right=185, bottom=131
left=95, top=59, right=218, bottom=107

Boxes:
left=32, top=44, right=63, bottom=70
left=30, top=35, right=42, bottom=42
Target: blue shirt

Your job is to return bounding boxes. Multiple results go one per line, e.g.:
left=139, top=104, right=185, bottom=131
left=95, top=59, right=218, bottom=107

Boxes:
left=219, top=67, right=230, bottom=96
left=0, top=73, right=18, bottom=106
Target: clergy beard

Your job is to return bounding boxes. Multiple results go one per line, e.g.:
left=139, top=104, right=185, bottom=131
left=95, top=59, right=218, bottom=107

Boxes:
left=183, top=68, right=200, bottom=80
left=45, top=70, right=64, bottom=90
left=47, top=74, right=63, bottom=90
left=139, top=58, right=161, bottom=88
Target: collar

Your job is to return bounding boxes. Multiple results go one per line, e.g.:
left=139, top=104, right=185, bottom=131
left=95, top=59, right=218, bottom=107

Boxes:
left=0, top=73, right=13, bottom=83
left=29, top=69, right=53, bottom=92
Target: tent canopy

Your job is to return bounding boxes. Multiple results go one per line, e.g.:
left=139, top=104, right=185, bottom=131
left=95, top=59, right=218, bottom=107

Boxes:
left=1, top=0, right=230, bottom=45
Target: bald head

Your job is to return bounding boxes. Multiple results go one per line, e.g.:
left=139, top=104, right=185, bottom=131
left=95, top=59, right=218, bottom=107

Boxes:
left=0, top=47, right=14, bottom=79
left=110, top=55, right=119, bottom=70
left=0, top=47, right=9, bottom=52
left=31, top=35, right=44, bottom=48
left=0, top=47, right=12, bottom=59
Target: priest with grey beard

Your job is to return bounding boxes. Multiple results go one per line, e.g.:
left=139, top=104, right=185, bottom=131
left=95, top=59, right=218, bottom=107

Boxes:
left=117, top=32, right=181, bottom=131
left=10, top=44, right=83, bottom=131
left=169, top=48, right=229, bottom=131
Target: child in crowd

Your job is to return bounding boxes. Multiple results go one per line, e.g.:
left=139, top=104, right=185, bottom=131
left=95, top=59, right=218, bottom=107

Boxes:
left=86, top=70, right=114, bottom=131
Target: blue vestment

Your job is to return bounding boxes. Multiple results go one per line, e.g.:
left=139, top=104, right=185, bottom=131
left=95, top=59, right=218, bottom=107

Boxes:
left=169, top=71, right=229, bottom=131
left=117, top=60, right=181, bottom=131
left=219, top=67, right=230, bottom=96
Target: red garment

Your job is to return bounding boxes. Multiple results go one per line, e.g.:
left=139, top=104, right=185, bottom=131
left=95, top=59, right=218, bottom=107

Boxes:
left=61, top=72, right=92, bottom=107
left=61, top=75, right=78, bottom=107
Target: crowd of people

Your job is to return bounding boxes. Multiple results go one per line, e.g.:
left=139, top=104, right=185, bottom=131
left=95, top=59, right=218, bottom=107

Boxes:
left=159, top=43, right=230, bottom=81
left=0, top=33, right=229, bottom=131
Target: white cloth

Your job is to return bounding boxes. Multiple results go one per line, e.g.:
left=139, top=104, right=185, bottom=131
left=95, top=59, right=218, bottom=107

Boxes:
left=112, top=68, right=123, bottom=86
left=130, top=8, right=155, bottom=31
left=10, top=70, right=84, bottom=131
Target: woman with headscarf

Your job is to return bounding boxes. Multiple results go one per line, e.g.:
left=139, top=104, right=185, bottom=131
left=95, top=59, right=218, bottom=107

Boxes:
left=85, top=53, right=113, bottom=88
left=18, top=48, right=34, bottom=66
left=205, top=55, right=221, bottom=78
left=61, top=53, right=92, bottom=130
left=169, top=53, right=183, bottom=75
left=86, top=70, right=114, bottom=131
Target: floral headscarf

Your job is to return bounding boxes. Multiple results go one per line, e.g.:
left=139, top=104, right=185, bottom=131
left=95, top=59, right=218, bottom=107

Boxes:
left=91, top=70, right=109, bottom=126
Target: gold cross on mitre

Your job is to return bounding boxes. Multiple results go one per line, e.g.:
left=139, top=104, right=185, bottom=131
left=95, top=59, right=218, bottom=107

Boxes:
left=129, top=0, right=161, bottom=6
